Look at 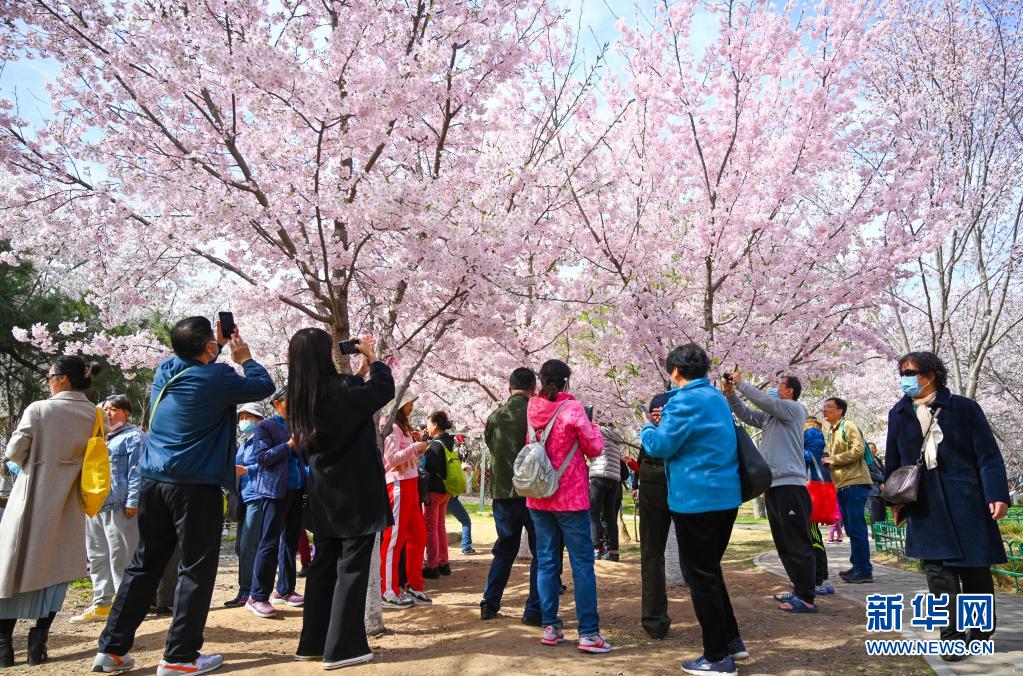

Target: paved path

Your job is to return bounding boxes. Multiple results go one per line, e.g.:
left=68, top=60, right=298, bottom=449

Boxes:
left=754, top=537, right=1023, bottom=675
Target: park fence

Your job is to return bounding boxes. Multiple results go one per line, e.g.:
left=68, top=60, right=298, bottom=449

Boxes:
left=870, top=507, right=1023, bottom=593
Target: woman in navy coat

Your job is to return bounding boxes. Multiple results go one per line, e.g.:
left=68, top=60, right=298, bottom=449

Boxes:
left=885, top=351, right=1010, bottom=660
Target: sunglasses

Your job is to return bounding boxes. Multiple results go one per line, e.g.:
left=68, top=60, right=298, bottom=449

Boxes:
left=899, top=369, right=921, bottom=377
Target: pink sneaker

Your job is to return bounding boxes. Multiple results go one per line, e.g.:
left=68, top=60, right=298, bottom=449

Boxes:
left=246, top=598, right=276, bottom=618
left=270, top=591, right=305, bottom=607
left=541, top=625, right=565, bottom=646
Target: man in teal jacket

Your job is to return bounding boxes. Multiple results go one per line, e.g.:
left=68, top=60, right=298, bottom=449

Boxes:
left=95, top=316, right=274, bottom=676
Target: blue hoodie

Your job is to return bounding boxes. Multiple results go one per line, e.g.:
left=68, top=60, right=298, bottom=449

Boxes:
left=641, top=377, right=741, bottom=514
left=142, top=354, right=275, bottom=489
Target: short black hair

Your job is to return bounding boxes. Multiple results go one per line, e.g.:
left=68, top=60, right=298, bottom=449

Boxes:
left=783, top=375, right=802, bottom=401
left=104, top=394, right=133, bottom=414
left=665, top=343, right=710, bottom=381
left=826, top=397, right=848, bottom=416
left=171, top=316, right=215, bottom=359
left=509, top=367, right=536, bottom=392
left=898, top=351, right=947, bottom=388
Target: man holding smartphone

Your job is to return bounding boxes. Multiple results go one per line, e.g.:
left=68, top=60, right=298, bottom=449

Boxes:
left=93, top=316, right=274, bottom=676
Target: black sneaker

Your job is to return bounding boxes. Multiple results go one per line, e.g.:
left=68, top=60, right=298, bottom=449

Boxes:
left=728, top=637, right=749, bottom=660
left=521, top=615, right=542, bottom=627
left=422, top=566, right=440, bottom=580
left=839, top=570, right=874, bottom=584
left=438, top=564, right=452, bottom=576
left=605, top=552, right=620, bottom=562
left=480, top=605, right=498, bottom=621
left=839, top=567, right=855, bottom=577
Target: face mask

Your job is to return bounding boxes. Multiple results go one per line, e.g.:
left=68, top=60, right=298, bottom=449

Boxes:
left=239, top=420, right=257, bottom=435
left=108, top=420, right=126, bottom=433
left=904, top=374, right=928, bottom=394
left=767, top=388, right=780, bottom=399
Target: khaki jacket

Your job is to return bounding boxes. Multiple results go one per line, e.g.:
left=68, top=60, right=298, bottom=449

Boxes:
left=825, top=418, right=871, bottom=489
left=0, top=391, right=94, bottom=596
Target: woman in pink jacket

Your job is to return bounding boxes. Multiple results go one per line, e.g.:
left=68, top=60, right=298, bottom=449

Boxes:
left=527, top=359, right=610, bottom=654
left=379, top=398, right=429, bottom=609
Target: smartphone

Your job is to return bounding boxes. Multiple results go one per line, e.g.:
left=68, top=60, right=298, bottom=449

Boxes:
left=634, top=403, right=647, bottom=417
left=338, top=338, right=362, bottom=355
left=218, top=311, right=236, bottom=338
left=584, top=405, right=593, bottom=421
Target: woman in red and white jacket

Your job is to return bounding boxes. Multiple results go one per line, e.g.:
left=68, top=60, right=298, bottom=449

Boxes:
left=379, top=398, right=429, bottom=608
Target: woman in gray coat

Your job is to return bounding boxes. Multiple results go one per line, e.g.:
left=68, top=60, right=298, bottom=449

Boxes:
left=0, top=356, right=103, bottom=667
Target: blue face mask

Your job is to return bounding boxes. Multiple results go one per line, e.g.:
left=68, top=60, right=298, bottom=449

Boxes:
left=239, top=420, right=257, bottom=435
left=901, top=376, right=927, bottom=398
left=767, top=388, right=780, bottom=399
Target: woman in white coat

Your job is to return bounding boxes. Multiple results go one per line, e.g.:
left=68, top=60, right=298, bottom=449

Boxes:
left=0, top=356, right=103, bottom=667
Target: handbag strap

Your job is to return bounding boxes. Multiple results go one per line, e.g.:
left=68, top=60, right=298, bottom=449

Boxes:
left=149, top=367, right=195, bottom=422
left=91, top=406, right=105, bottom=439
left=807, top=452, right=825, bottom=482
left=913, top=408, right=941, bottom=467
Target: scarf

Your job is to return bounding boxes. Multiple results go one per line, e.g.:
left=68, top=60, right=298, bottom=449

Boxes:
left=913, top=391, right=942, bottom=469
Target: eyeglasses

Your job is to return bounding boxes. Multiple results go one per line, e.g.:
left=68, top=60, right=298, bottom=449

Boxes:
left=899, top=369, right=921, bottom=377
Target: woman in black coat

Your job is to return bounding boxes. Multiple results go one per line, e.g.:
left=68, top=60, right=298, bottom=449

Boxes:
left=287, top=329, right=395, bottom=669
left=885, top=351, right=1009, bottom=660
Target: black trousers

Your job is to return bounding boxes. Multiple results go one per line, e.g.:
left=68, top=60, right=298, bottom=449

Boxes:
left=588, top=477, right=620, bottom=552
left=99, top=479, right=222, bottom=663
left=298, top=534, right=375, bottom=662
left=638, top=479, right=676, bottom=638
left=765, top=485, right=816, bottom=604
left=156, top=546, right=182, bottom=609
left=810, top=522, right=828, bottom=585
left=672, top=508, right=740, bottom=662
left=923, top=562, right=996, bottom=641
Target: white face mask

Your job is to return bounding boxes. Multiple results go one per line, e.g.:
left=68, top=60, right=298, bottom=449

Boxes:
left=107, top=419, right=126, bottom=433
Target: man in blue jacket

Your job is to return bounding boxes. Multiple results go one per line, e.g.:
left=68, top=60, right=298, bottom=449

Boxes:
left=94, top=316, right=274, bottom=676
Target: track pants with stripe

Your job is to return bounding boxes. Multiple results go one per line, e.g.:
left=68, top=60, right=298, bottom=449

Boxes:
left=380, top=477, right=426, bottom=595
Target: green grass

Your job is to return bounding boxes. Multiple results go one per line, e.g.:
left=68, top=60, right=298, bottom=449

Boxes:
left=70, top=578, right=93, bottom=592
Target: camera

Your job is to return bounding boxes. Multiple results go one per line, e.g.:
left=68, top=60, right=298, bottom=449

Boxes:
left=338, top=338, right=362, bottom=355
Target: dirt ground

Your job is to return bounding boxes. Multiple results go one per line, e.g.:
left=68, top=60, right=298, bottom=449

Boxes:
left=4, top=516, right=930, bottom=675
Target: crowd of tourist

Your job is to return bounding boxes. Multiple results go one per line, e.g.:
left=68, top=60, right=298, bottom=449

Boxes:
left=0, top=314, right=1012, bottom=675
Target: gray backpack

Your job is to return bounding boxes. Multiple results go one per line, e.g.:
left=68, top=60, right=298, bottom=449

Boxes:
left=512, top=402, right=579, bottom=499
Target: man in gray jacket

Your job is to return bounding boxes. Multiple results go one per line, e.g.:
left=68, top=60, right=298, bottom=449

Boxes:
left=589, top=422, right=623, bottom=561
left=725, top=372, right=818, bottom=613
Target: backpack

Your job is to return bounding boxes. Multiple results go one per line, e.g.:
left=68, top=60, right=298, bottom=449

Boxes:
left=81, top=407, right=111, bottom=518
left=441, top=441, right=467, bottom=497
left=512, top=401, right=579, bottom=499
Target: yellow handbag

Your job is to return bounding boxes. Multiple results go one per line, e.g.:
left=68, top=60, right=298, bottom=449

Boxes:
left=81, top=406, right=111, bottom=518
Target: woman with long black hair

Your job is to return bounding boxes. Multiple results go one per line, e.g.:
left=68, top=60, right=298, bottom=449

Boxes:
left=287, top=329, right=395, bottom=670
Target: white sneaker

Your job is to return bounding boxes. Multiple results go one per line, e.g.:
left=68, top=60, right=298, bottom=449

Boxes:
left=92, top=652, right=136, bottom=672
left=381, top=591, right=413, bottom=610
left=156, top=653, right=223, bottom=676
left=405, top=589, right=432, bottom=605
left=323, top=652, right=373, bottom=670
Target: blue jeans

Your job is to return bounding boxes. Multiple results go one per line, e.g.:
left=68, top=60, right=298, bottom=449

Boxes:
left=837, top=484, right=872, bottom=574
left=530, top=509, right=600, bottom=637
left=482, top=498, right=540, bottom=619
left=237, top=499, right=263, bottom=597
left=446, top=496, right=473, bottom=552
left=250, top=497, right=287, bottom=601
left=276, top=489, right=304, bottom=595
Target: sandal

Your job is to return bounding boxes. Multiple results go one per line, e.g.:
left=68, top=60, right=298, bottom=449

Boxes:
left=779, top=597, right=818, bottom=613
left=773, top=592, right=795, bottom=602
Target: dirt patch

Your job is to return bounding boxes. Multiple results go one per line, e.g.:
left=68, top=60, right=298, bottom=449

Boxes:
left=2, top=517, right=929, bottom=675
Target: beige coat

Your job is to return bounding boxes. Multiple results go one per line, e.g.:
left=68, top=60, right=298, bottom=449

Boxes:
left=825, top=417, right=871, bottom=490
left=0, top=391, right=96, bottom=597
